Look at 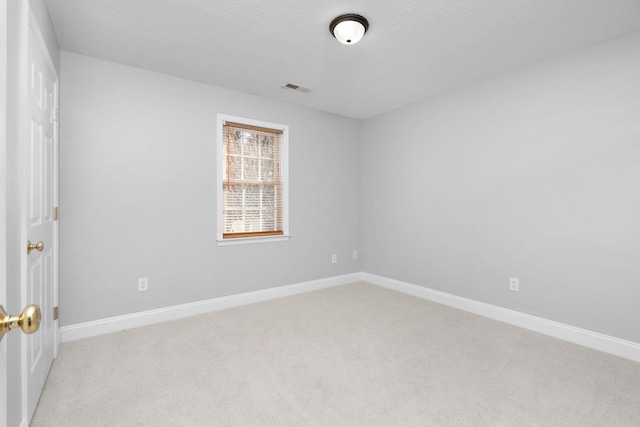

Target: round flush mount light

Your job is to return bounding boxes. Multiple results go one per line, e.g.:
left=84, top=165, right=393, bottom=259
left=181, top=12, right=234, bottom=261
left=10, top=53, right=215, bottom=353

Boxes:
left=329, top=14, right=369, bottom=45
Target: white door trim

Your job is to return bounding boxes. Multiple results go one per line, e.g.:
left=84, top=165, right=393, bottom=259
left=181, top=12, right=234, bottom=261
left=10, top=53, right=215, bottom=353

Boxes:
left=1, top=2, right=9, bottom=426
left=15, top=3, right=29, bottom=425
left=2, top=1, right=31, bottom=425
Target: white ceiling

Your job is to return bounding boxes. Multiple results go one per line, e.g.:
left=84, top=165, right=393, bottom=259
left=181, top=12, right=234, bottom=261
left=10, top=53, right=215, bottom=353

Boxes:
left=45, top=0, right=640, bottom=119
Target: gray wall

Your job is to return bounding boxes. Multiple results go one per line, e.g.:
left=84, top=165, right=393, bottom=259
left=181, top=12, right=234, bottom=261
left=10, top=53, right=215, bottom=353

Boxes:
left=60, top=30, right=640, bottom=344
left=59, top=52, right=361, bottom=326
left=361, top=30, right=640, bottom=343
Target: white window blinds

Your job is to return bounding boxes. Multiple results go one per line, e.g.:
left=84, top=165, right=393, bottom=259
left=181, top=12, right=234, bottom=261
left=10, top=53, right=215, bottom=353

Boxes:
left=222, top=121, right=283, bottom=238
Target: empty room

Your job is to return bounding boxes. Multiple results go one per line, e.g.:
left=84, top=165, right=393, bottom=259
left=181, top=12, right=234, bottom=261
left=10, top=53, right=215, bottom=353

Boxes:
left=2, top=0, right=639, bottom=425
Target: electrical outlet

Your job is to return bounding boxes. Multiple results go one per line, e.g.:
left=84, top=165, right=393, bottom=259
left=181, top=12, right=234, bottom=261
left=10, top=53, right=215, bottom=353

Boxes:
left=331, top=254, right=337, bottom=264
left=353, top=250, right=358, bottom=260
left=138, top=277, right=149, bottom=292
left=509, top=277, right=519, bottom=292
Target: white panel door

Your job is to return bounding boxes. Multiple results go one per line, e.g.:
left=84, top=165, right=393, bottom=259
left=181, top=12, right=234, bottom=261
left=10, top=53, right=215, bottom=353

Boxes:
left=25, top=21, right=57, bottom=422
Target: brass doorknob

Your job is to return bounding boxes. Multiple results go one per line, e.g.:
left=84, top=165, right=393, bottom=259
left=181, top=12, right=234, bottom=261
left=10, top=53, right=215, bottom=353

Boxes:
left=0, top=304, right=41, bottom=342
left=27, top=240, right=44, bottom=254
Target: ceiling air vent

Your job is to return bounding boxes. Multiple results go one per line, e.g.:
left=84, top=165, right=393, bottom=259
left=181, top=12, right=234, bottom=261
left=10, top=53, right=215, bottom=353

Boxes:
left=282, top=83, right=312, bottom=93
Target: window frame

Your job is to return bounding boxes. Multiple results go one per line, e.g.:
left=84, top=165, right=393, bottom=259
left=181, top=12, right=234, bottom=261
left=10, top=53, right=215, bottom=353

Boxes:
left=216, top=113, right=290, bottom=246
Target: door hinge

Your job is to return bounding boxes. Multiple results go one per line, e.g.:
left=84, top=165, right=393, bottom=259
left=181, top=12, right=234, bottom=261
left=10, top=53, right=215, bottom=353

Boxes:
left=53, top=207, right=58, bottom=221
left=53, top=108, right=59, bottom=122
left=53, top=306, right=59, bottom=321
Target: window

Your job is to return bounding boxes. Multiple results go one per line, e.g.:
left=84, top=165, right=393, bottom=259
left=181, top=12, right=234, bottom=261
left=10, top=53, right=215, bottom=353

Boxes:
left=217, top=114, right=289, bottom=244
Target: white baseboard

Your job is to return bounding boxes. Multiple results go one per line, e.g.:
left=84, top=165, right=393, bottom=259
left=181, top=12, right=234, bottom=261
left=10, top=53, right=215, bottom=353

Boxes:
left=61, top=273, right=361, bottom=342
left=61, top=271, right=640, bottom=363
left=362, top=273, right=640, bottom=363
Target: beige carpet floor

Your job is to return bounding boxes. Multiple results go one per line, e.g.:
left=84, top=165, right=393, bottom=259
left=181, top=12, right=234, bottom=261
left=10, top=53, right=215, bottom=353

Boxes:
left=31, top=282, right=640, bottom=426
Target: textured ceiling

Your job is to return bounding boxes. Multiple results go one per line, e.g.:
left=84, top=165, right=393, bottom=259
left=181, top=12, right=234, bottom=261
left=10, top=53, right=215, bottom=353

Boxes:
left=45, top=0, right=640, bottom=119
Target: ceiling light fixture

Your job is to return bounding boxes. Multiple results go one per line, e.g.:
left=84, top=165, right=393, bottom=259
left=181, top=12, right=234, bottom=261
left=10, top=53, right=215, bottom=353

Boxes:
left=329, top=14, right=369, bottom=45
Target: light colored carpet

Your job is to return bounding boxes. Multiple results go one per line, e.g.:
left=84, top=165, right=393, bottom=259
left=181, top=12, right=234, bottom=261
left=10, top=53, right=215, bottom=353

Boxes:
left=31, top=282, right=640, bottom=426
